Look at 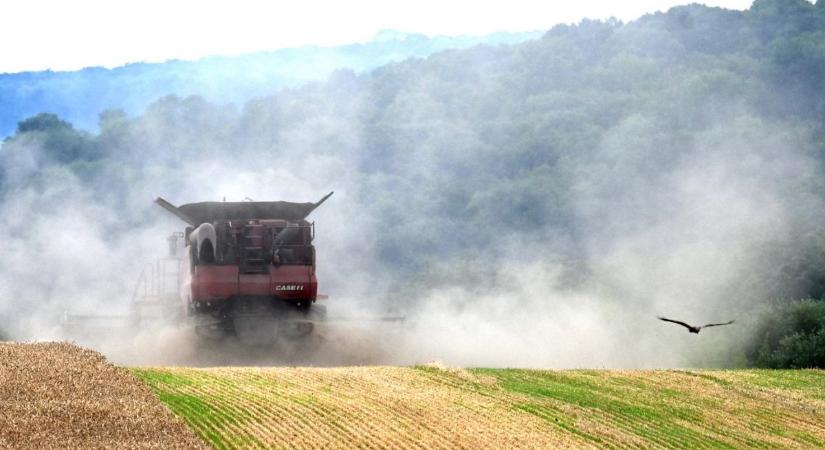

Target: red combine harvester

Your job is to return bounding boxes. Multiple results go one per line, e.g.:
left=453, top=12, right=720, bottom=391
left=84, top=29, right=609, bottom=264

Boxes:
left=154, top=192, right=333, bottom=345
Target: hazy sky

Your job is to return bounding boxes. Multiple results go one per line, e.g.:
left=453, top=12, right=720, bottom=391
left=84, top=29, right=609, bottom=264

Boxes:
left=2, top=0, right=754, bottom=73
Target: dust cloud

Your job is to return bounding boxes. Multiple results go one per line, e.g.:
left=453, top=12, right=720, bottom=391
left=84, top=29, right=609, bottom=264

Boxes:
left=1, top=21, right=822, bottom=369
left=0, top=113, right=816, bottom=369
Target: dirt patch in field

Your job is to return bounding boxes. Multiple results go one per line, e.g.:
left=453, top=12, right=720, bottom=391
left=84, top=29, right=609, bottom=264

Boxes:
left=0, top=342, right=207, bottom=449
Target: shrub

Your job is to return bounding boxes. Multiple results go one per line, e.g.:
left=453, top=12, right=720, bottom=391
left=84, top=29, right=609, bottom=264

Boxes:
left=746, top=299, right=825, bottom=368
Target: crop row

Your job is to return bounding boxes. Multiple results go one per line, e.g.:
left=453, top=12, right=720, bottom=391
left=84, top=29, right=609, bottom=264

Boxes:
left=133, top=366, right=825, bottom=449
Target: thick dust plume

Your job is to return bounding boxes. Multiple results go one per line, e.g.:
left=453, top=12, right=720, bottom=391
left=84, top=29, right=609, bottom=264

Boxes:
left=1, top=10, right=823, bottom=368
left=2, top=111, right=810, bottom=369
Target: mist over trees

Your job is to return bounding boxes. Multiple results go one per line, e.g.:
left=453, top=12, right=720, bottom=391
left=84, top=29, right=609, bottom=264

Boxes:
left=2, top=0, right=825, bottom=366
left=0, top=30, right=539, bottom=138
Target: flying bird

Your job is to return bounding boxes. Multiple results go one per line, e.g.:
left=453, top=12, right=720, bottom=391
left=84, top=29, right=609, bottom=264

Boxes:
left=657, top=316, right=735, bottom=334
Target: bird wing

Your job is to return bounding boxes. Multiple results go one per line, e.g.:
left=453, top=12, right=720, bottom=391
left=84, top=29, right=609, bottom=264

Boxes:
left=657, top=316, right=693, bottom=329
left=701, top=320, right=735, bottom=328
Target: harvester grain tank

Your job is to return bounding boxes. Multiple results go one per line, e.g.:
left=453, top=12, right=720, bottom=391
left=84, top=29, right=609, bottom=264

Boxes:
left=155, top=192, right=333, bottom=345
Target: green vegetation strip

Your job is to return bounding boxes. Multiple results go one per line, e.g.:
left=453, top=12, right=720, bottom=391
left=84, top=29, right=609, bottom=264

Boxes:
left=132, top=367, right=825, bottom=449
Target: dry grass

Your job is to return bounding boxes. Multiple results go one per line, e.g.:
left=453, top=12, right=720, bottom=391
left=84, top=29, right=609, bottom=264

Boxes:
left=134, top=365, right=825, bottom=449
left=0, top=342, right=207, bottom=450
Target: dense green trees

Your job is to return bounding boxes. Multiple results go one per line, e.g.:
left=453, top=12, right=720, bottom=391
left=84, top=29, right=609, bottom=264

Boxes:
left=3, top=1, right=824, bottom=284
left=747, top=299, right=825, bottom=368
left=13, top=113, right=99, bottom=163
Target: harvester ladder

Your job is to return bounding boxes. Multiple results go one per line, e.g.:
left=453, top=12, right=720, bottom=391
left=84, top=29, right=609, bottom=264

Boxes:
left=242, top=223, right=268, bottom=274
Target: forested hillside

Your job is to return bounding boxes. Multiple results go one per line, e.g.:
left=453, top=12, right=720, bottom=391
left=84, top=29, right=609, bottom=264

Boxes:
left=0, top=30, right=538, bottom=137
left=2, top=0, right=824, bottom=366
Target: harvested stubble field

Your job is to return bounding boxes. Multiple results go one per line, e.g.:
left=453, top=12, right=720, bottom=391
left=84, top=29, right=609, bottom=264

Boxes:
left=0, top=342, right=207, bottom=449
left=134, top=365, right=825, bottom=449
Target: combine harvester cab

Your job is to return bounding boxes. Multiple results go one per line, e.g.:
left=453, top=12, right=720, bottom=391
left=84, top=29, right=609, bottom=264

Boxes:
left=156, top=192, right=332, bottom=345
